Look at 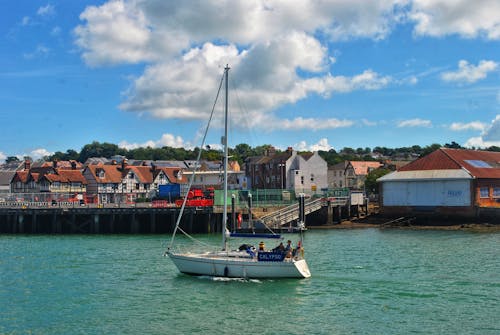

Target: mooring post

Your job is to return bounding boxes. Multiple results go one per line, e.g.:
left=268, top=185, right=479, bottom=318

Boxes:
left=93, top=214, right=100, bottom=234
left=298, top=193, right=305, bottom=224
left=150, top=212, right=156, bottom=233
left=131, top=212, right=138, bottom=233
left=32, top=210, right=37, bottom=233
left=18, top=214, right=24, bottom=233
left=327, top=200, right=333, bottom=225
left=231, top=194, right=236, bottom=232
left=248, top=193, right=253, bottom=231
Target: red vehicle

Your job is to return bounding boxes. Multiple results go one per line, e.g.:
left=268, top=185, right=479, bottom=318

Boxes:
left=175, top=187, right=214, bottom=207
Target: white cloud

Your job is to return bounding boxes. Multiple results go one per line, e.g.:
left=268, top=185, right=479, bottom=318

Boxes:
left=277, top=117, right=354, bottom=131
left=441, top=60, right=498, bottom=84
left=362, top=119, right=378, bottom=126
left=118, top=133, right=188, bottom=150
left=450, top=121, right=487, bottom=131
left=29, top=148, right=54, bottom=160
left=23, top=45, right=50, bottom=59
left=119, top=41, right=390, bottom=124
left=21, top=16, right=30, bottom=26
left=74, top=0, right=397, bottom=123
left=0, top=152, right=6, bottom=164
left=294, top=138, right=333, bottom=152
left=397, top=118, right=432, bottom=128
left=410, top=0, right=500, bottom=40
left=73, top=0, right=499, bottom=132
left=37, top=4, right=56, bottom=17
left=464, top=115, right=500, bottom=147
left=51, top=26, right=61, bottom=36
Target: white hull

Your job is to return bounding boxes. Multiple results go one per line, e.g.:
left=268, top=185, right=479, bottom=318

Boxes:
left=167, top=251, right=311, bottom=279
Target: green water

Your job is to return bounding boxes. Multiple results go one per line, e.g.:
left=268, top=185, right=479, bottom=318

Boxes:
left=1, top=230, right=498, bottom=334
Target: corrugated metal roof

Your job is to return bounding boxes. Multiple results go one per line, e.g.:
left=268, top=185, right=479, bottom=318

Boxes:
left=378, top=169, right=472, bottom=181
left=397, top=148, right=500, bottom=179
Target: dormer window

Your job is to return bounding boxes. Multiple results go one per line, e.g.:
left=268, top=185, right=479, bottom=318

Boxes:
left=97, top=169, right=105, bottom=178
left=129, top=173, right=135, bottom=179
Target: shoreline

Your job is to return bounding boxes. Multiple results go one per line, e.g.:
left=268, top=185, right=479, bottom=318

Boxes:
left=308, top=216, right=500, bottom=232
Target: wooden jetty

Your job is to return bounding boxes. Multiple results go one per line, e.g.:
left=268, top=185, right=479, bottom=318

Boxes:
left=0, top=206, right=221, bottom=234
left=0, top=194, right=369, bottom=234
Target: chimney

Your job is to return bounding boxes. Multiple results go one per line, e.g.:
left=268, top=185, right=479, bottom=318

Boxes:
left=24, top=160, right=31, bottom=171
left=53, top=160, right=58, bottom=169
left=121, top=159, right=128, bottom=170
left=70, top=161, right=77, bottom=170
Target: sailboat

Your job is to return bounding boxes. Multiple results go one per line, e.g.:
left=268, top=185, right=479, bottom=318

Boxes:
left=166, top=65, right=311, bottom=279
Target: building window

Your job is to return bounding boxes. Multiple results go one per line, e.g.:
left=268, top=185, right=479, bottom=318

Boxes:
left=301, top=176, right=304, bottom=185
left=135, top=183, right=140, bottom=190
left=479, top=187, right=489, bottom=198
left=493, top=187, right=500, bottom=198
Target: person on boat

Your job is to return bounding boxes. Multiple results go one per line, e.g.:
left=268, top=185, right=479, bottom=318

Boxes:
left=284, top=240, right=292, bottom=252
left=272, top=242, right=285, bottom=252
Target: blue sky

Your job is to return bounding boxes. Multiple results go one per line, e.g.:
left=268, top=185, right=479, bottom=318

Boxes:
left=1, top=0, right=499, bottom=162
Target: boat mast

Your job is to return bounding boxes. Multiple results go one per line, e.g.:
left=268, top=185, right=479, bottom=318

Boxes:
left=222, top=65, right=230, bottom=251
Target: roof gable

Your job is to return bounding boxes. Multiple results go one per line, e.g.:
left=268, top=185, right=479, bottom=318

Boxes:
left=398, top=149, right=461, bottom=171
left=398, top=148, right=500, bottom=178
left=349, top=161, right=382, bottom=176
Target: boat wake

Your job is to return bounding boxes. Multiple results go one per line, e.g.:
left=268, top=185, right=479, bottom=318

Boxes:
left=198, top=275, right=262, bottom=284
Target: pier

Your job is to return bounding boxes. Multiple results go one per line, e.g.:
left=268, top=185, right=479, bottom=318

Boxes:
left=0, top=205, right=220, bottom=234
left=0, top=194, right=370, bottom=234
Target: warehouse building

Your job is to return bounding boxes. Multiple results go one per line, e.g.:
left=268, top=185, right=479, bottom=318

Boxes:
left=377, top=148, right=500, bottom=219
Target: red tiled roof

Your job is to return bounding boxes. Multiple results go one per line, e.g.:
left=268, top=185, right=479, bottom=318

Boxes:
left=86, top=163, right=123, bottom=183
left=399, top=148, right=500, bottom=178
left=349, top=161, right=382, bottom=176
left=157, top=167, right=187, bottom=184
left=13, top=171, right=29, bottom=183
left=128, top=166, right=153, bottom=183
left=56, top=169, right=87, bottom=183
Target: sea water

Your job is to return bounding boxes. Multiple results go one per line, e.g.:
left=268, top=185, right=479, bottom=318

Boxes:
left=0, top=229, right=498, bottom=335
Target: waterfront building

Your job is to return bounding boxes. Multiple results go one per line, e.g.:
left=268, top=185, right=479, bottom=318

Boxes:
left=0, top=161, right=24, bottom=194
left=246, top=147, right=328, bottom=195
left=327, top=161, right=349, bottom=188
left=328, top=161, right=382, bottom=190
left=378, top=148, right=500, bottom=218
left=181, top=160, right=244, bottom=190
left=10, top=160, right=87, bottom=201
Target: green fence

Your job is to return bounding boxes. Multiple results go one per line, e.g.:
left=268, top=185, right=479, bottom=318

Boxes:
left=213, top=189, right=298, bottom=207
left=214, top=188, right=351, bottom=207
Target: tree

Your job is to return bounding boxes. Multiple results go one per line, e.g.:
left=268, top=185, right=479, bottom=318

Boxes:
left=420, top=143, right=441, bottom=157
left=5, top=156, right=20, bottom=163
left=486, top=146, right=500, bottom=152
left=78, top=141, right=125, bottom=162
left=444, top=141, right=463, bottom=149
left=365, top=168, right=391, bottom=194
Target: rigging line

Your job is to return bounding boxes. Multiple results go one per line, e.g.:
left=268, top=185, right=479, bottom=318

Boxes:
left=176, top=226, right=215, bottom=248
left=168, top=69, right=226, bottom=250
left=229, top=76, right=257, bottom=146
